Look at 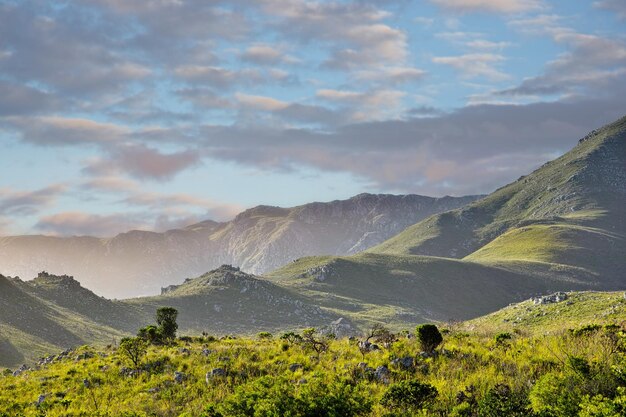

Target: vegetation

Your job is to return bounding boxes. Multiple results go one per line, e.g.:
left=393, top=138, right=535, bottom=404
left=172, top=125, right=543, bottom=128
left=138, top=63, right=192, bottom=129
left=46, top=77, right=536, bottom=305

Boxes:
left=2, top=311, right=626, bottom=417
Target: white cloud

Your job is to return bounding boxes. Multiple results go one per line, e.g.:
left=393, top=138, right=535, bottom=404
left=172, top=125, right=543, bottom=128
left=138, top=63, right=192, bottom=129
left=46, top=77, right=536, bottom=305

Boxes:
left=430, top=0, right=543, bottom=13
left=235, top=93, right=290, bottom=111
left=433, top=53, right=509, bottom=81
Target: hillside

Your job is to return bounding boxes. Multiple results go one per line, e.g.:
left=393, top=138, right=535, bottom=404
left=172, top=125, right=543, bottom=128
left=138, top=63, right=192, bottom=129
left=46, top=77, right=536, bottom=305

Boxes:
left=1, top=292, right=625, bottom=417
left=370, top=115, right=626, bottom=277
left=465, top=290, right=626, bottom=334
left=0, top=193, right=479, bottom=298
left=267, top=115, right=626, bottom=323
left=0, top=274, right=127, bottom=369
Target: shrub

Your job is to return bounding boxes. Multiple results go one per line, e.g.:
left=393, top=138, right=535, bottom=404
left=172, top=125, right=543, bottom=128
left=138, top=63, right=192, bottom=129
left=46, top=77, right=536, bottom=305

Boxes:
left=415, top=324, right=443, bottom=353
left=380, top=380, right=438, bottom=413
left=257, top=332, right=273, bottom=340
left=530, top=372, right=583, bottom=416
left=477, top=384, right=530, bottom=417
left=138, top=324, right=161, bottom=345
left=495, top=332, right=512, bottom=346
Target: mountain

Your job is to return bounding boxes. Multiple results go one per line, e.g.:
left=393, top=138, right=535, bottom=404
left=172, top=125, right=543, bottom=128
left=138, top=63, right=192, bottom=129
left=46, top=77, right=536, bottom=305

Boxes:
left=0, top=193, right=480, bottom=298
left=266, top=115, right=626, bottom=324
left=371, top=116, right=626, bottom=280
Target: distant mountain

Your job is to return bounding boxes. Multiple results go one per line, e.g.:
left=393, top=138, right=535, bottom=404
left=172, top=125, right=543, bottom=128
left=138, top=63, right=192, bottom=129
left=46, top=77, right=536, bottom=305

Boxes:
left=0, top=193, right=480, bottom=298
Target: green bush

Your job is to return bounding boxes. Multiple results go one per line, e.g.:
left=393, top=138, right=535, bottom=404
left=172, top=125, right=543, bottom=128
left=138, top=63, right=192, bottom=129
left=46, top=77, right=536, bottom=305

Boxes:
left=380, top=380, right=437, bottom=414
left=477, top=384, right=530, bottom=417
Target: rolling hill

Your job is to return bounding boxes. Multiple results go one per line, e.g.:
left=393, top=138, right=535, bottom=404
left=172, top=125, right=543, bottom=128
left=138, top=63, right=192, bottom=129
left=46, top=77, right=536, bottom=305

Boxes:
left=0, top=193, right=479, bottom=298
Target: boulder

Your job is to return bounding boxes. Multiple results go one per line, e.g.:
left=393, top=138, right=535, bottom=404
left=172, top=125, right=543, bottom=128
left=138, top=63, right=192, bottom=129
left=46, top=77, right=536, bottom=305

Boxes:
left=375, top=365, right=391, bottom=384
left=391, top=356, right=414, bottom=370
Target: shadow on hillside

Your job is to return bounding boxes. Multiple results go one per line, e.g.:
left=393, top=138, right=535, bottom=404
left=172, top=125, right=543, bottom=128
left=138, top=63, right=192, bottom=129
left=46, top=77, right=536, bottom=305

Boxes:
left=0, top=337, right=24, bottom=368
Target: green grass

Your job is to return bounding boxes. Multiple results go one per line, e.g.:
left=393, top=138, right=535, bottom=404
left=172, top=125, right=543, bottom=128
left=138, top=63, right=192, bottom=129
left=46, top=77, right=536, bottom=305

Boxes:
left=1, top=303, right=625, bottom=416
left=466, top=291, right=626, bottom=335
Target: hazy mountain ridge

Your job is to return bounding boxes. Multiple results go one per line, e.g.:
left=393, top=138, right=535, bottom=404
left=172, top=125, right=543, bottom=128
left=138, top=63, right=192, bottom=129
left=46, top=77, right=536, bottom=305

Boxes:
left=0, top=193, right=481, bottom=298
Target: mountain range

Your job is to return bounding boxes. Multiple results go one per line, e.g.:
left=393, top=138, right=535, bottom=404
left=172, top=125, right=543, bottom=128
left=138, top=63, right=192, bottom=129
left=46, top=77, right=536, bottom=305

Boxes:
left=0, top=193, right=480, bottom=298
left=0, top=115, right=624, bottom=369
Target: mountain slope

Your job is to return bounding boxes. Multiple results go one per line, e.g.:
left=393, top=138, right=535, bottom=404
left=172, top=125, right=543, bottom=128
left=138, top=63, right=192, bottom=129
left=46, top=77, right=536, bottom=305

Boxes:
left=0, top=274, right=127, bottom=368
left=369, top=115, right=626, bottom=279
left=267, top=115, right=626, bottom=324
left=0, top=193, right=480, bottom=298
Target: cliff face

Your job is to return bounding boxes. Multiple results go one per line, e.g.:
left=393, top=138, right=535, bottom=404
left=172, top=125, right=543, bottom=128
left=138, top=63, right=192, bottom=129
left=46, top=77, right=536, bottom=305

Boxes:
left=0, top=193, right=481, bottom=298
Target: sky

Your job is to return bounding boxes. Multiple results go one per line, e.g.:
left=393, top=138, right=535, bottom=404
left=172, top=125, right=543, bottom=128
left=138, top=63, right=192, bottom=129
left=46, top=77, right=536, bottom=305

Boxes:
left=1, top=0, right=625, bottom=237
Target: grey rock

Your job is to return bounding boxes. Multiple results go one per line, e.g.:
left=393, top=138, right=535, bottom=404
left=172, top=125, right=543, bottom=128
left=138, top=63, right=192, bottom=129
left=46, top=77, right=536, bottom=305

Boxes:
left=391, top=356, right=414, bottom=370
left=532, top=292, right=568, bottom=305
left=289, top=363, right=303, bottom=372
left=174, top=371, right=186, bottom=384
left=375, top=365, right=391, bottom=384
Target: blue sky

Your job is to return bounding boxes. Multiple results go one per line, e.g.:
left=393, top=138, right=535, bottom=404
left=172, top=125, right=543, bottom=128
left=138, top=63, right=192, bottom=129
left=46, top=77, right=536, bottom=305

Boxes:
left=1, top=0, right=625, bottom=236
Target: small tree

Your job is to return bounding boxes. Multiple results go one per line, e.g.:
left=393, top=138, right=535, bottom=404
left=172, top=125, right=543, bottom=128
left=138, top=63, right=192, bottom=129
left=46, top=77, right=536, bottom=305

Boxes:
left=119, top=337, right=147, bottom=368
left=156, top=307, right=178, bottom=342
left=301, top=328, right=329, bottom=356
left=381, top=380, right=438, bottom=413
left=416, top=324, right=443, bottom=354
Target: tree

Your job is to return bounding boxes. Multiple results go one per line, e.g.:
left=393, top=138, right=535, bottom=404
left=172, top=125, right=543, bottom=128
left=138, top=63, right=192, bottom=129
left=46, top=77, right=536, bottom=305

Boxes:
left=415, top=324, right=443, bottom=354
left=119, top=337, right=147, bottom=368
left=156, top=307, right=178, bottom=341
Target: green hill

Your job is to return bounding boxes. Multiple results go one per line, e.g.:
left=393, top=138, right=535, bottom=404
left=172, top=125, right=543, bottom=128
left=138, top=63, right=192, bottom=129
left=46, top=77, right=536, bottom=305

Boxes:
left=370, top=115, right=625, bottom=273
left=0, top=274, right=127, bottom=369
left=465, top=290, right=626, bottom=334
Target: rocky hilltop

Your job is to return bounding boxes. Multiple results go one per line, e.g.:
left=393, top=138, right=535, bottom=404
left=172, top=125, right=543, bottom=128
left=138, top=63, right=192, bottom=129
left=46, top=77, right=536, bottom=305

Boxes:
left=0, top=193, right=480, bottom=298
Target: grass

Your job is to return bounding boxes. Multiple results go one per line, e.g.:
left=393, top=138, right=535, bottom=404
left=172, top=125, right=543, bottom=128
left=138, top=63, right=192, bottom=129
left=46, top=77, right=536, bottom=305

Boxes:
left=1, top=299, right=625, bottom=416
left=465, top=291, right=626, bottom=334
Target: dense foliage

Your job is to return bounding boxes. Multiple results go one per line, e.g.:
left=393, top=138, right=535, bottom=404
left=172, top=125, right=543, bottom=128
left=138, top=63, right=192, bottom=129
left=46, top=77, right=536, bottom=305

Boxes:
left=1, top=321, right=625, bottom=417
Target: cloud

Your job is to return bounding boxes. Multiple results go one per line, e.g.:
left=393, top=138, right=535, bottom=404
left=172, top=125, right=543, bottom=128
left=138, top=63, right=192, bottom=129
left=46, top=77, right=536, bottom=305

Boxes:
left=0, top=185, right=66, bottom=216
left=594, top=0, right=626, bottom=19
left=501, top=22, right=626, bottom=98
left=235, top=93, right=290, bottom=111
left=257, top=0, right=410, bottom=73
left=196, top=93, right=626, bottom=196
left=6, top=116, right=127, bottom=146
left=429, top=0, right=543, bottom=13
left=0, top=3, right=151, bottom=97
left=86, top=144, right=202, bottom=181
left=241, top=44, right=286, bottom=65
left=356, top=66, right=426, bottom=85
left=0, top=82, right=61, bottom=116
left=35, top=211, right=151, bottom=236
left=433, top=53, right=509, bottom=81
left=121, top=191, right=242, bottom=222
left=316, top=89, right=407, bottom=121
left=174, top=66, right=263, bottom=89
